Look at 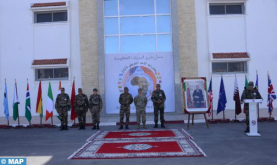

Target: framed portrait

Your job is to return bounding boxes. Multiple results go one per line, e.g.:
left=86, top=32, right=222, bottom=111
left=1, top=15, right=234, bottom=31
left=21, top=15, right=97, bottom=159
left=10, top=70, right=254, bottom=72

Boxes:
left=181, top=77, right=208, bottom=113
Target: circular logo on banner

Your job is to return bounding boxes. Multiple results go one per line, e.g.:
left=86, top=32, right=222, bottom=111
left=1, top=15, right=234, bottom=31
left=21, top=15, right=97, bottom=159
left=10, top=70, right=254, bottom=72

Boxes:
left=118, top=65, right=162, bottom=99
left=251, top=120, right=256, bottom=126
left=123, top=144, right=153, bottom=151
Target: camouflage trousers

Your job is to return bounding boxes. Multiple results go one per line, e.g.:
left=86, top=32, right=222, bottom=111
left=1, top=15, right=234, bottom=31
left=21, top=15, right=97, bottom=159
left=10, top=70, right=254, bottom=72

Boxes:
left=136, top=109, right=146, bottom=124
left=154, top=106, right=165, bottom=123
left=58, top=109, right=68, bottom=126
left=90, top=108, right=100, bottom=124
left=77, top=110, right=87, bottom=126
left=120, top=108, right=130, bottom=125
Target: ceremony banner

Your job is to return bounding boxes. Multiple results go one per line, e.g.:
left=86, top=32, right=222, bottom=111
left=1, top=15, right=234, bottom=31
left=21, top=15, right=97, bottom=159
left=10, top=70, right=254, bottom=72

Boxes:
left=105, top=52, right=175, bottom=114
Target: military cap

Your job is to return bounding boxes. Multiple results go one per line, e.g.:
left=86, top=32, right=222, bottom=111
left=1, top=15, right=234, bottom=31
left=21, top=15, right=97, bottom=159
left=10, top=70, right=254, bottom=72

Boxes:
left=124, top=87, right=129, bottom=90
left=93, top=88, right=98, bottom=92
left=156, top=84, right=161, bottom=87
left=248, top=81, right=254, bottom=86
left=61, top=87, right=65, bottom=91
left=78, top=88, right=82, bottom=91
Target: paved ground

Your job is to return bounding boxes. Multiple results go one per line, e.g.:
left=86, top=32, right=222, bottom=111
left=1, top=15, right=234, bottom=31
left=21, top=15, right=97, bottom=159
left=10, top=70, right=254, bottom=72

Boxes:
left=1, top=122, right=277, bottom=165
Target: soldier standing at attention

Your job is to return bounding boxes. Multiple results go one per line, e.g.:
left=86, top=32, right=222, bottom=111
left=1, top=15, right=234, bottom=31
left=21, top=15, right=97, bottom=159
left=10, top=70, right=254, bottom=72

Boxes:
left=134, top=88, right=148, bottom=129
left=55, top=87, right=71, bottom=130
left=119, top=87, right=133, bottom=129
left=151, top=84, right=166, bottom=128
left=241, top=81, right=262, bottom=133
left=74, top=88, right=89, bottom=130
left=89, top=88, right=103, bottom=130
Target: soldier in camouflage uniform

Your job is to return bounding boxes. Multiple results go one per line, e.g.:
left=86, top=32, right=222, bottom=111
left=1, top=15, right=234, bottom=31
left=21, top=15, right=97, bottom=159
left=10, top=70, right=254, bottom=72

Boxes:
left=119, top=87, right=133, bottom=129
left=241, top=81, right=262, bottom=133
left=134, top=88, right=148, bottom=129
left=74, top=88, right=89, bottom=130
left=55, top=87, right=71, bottom=130
left=151, top=84, right=166, bottom=128
left=89, top=88, right=103, bottom=130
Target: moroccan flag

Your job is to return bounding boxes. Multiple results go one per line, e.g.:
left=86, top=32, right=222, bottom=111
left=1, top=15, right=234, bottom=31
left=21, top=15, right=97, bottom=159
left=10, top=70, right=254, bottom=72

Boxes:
left=233, top=75, right=241, bottom=115
left=70, top=80, right=77, bottom=120
left=243, top=74, right=248, bottom=113
left=25, top=82, right=32, bottom=122
left=217, top=76, right=227, bottom=114
left=36, top=80, right=43, bottom=118
left=267, top=73, right=276, bottom=115
left=46, top=82, right=54, bottom=121
left=3, top=82, right=9, bottom=121
left=207, top=78, right=213, bottom=116
left=13, top=82, right=20, bottom=121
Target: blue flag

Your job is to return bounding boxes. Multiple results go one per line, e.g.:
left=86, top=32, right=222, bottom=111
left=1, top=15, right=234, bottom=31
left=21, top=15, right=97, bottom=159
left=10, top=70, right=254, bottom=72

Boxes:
left=3, top=83, right=9, bottom=121
left=217, top=76, right=227, bottom=114
left=255, top=71, right=258, bottom=89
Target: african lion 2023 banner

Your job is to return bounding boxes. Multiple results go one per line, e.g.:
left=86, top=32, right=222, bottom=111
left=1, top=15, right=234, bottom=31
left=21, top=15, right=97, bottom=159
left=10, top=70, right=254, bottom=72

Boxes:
left=105, top=52, right=175, bottom=114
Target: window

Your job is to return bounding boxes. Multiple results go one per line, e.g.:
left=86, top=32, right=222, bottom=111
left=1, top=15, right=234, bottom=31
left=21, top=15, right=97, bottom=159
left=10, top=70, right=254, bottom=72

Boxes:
left=212, top=62, right=247, bottom=73
left=35, top=11, right=67, bottom=23
left=104, top=0, right=172, bottom=53
left=35, top=68, right=69, bottom=81
left=209, top=3, right=244, bottom=15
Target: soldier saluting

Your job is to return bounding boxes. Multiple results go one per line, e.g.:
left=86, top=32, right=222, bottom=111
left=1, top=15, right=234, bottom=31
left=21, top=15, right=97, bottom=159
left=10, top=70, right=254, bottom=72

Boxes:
left=241, top=81, right=262, bottom=133
left=119, top=87, right=133, bottom=129
left=74, top=88, right=89, bottom=130
left=89, top=88, right=103, bottom=130
left=55, top=87, right=71, bottom=130
left=151, top=84, right=166, bottom=128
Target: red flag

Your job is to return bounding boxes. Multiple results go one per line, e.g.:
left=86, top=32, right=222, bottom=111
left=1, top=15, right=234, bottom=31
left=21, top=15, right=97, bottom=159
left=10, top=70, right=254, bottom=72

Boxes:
left=70, top=80, right=77, bottom=120
left=233, top=75, right=242, bottom=115
left=207, top=78, right=213, bottom=116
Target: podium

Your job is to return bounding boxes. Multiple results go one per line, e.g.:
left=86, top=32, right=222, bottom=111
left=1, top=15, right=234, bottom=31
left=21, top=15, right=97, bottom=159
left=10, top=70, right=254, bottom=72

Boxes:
left=243, top=99, right=263, bottom=136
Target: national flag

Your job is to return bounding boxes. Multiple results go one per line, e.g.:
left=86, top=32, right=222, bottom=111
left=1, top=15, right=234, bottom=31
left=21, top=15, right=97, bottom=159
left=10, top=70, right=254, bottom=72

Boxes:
left=217, top=76, right=227, bottom=114
left=233, top=75, right=242, bottom=115
left=25, top=82, right=32, bottom=122
left=70, top=80, right=77, bottom=120
left=36, top=80, right=43, bottom=118
left=267, top=74, right=276, bottom=115
left=255, top=71, right=259, bottom=89
left=207, top=78, right=213, bottom=116
left=58, top=80, right=61, bottom=93
left=46, top=82, right=54, bottom=121
left=3, top=82, right=9, bottom=121
left=13, top=82, right=20, bottom=121
left=243, top=74, right=248, bottom=113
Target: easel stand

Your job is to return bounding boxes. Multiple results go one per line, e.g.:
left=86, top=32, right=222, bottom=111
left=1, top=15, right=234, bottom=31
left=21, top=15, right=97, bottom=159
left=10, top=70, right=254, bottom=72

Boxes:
left=186, top=111, right=209, bottom=129
left=243, top=99, right=262, bottom=137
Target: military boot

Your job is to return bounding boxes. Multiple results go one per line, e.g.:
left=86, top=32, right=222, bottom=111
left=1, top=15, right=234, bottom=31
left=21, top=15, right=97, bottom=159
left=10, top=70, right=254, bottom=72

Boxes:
left=153, top=123, right=158, bottom=128
left=60, top=125, right=64, bottom=131
left=64, top=125, right=68, bottom=130
left=92, top=124, right=96, bottom=130
left=161, top=122, right=166, bottom=128
left=137, top=124, right=140, bottom=129
left=119, top=125, right=123, bottom=129
left=143, top=122, right=147, bottom=129
left=78, top=125, right=82, bottom=130
left=125, top=125, right=129, bottom=129
left=96, top=123, right=100, bottom=130
left=244, top=127, right=249, bottom=133
left=83, top=124, right=86, bottom=130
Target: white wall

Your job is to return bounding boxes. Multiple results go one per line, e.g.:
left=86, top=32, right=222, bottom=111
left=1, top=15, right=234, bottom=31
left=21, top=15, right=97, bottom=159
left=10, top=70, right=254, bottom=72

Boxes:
left=195, top=0, right=277, bottom=111
left=0, top=0, right=82, bottom=122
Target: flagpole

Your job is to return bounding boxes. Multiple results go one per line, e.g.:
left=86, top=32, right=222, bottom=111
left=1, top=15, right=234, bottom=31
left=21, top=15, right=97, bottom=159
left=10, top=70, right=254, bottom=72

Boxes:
left=73, top=76, right=76, bottom=126
left=40, top=78, right=42, bottom=126
left=15, top=79, right=20, bottom=127
left=26, top=79, right=31, bottom=126
left=268, top=71, right=272, bottom=119
left=5, top=79, right=10, bottom=127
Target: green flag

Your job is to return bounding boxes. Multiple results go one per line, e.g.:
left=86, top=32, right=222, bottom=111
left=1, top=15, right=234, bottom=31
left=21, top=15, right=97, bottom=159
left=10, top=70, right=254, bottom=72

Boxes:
left=13, top=82, right=20, bottom=121
left=244, top=74, right=248, bottom=89
left=25, top=82, right=32, bottom=122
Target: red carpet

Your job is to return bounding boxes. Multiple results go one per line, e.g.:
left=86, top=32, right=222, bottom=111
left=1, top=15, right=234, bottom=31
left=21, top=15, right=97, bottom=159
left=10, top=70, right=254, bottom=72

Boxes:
left=69, top=129, right=206, bottom=159
left=87, top=129, right=192, bottom=141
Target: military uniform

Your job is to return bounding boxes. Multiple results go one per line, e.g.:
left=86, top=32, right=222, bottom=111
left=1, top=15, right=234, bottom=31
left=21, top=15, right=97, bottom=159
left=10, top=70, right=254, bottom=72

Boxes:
left=241, top=86, right=262, bottom=131
left=74, top=94, right=89, bottom=129
left=119, top=92, right=133, bottom=128
left=89, top=94, right=103, bottom=129
left=134, top=94, right=148, bottom=129
left=55, top=93, right=71, bottom=130
left=151, top=89, right=166, bottom=127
